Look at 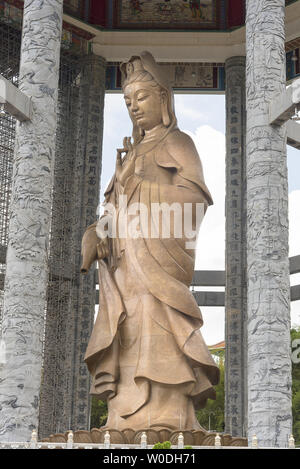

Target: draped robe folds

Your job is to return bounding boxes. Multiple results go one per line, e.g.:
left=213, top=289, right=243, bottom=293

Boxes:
left=81, top=128, right=219, bottom=430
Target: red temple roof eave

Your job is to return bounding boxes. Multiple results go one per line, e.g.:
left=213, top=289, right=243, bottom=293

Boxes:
left=208, top=341, right=225, bottom=351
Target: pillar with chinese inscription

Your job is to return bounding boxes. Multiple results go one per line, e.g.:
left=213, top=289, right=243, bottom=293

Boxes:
left=225, top=56, right=247, bottom=438
left=68, top=54, right=106, bottom=432
left=246, top=0, right=292, bottom=447
left=0, top=0, right=63, bottom=442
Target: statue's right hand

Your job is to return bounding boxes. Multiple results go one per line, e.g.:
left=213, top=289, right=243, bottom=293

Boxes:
left=116, top=137, right=136, bottom=186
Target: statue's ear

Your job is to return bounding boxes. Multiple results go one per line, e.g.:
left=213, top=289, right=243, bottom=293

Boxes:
left=161, top=91, right=171, bottom=127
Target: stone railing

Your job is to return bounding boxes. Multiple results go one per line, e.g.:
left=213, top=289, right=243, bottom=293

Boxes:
left=0, top=430, right=298, bottom=450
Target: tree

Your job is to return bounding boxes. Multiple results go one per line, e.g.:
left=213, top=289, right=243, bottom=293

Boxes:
left=90, top=398, right=107, bottom=429
left=291, top=327, right=300, bottom=445
left=196, top=350, right=225, bottom=432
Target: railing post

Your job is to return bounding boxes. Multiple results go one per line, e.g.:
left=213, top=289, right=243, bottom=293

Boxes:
left=104, top=431, right=110, bottom=449
left=214, top=433, right=221, bottom=448
left=140, top=432, right=147, bottom=449
left=29, top=429, right=37, bottom=449
left=251, top=434, right=258, bottom=449
left=67, top=431, right=74, bottom=450
left=177, top=432, right=184, bottom=449
left=288, top=434, right=295, bottom=449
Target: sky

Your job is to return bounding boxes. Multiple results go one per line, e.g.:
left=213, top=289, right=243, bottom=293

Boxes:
left=100, top=92, right=300, bottom=345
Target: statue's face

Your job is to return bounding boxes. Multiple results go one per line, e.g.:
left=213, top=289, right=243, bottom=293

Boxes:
left=124, top=81, right=163, bottom=131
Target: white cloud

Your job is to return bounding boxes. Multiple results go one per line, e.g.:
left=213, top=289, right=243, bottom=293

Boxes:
left=174, top=95, right=206, bottom=122
left=185, top=125, right=226, bottom=271
left=289, top=190, right=300, bottom=329
left=103, top=94, right=131, bottom=142
left=289, top=190, right=300, bottom=258
left=200, top=307, right=225, bottom=346
left=291, top=301, right=300, bottom=329
left=184, top=125, right=226, bottom=345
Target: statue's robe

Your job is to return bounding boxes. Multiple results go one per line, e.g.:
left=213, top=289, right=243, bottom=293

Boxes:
left=81, top=128, right=219, bottom=430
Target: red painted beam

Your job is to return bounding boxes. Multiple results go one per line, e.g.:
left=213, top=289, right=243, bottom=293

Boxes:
left=227, top=0, right=245, bottom=28
left=89, top=0, right=107, bottom=27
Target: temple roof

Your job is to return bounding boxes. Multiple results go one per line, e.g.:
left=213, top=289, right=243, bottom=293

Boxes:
left=208, top=341, right=225, bottom=351
left=61, top=0, right=300, bottom=63
left=64, top=1, right=297, bottom=32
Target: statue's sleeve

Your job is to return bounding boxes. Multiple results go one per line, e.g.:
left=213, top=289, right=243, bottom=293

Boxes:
left=155, top=130, right=213, bottom=206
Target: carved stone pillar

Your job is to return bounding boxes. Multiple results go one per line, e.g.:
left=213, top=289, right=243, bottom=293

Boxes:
left=246, top=0, right=292, bottom=447
left=225, top=56, right=247, bottom=438
left=0, top=0, right=63, bottom=442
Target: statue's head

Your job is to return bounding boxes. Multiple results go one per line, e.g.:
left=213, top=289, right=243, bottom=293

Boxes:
left=120, top=51, right=177, bottom=143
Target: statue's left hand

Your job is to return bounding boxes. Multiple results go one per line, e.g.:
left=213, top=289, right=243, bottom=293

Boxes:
left=80, top=222, right=99, bottom=273
left=116, top=137, right=137, bottom=187
left=97, top=238, right=109, bottom=260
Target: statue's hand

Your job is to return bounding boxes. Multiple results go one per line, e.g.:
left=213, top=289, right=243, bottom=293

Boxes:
left=80, top=222, right=99, bottom=273
left=116, top=137, right=137, bottom=187
left=97, top=238, right=109, bottom=260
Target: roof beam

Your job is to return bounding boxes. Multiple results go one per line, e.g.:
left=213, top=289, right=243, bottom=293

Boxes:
left=192, top=291, right=225, bottom=307
left=95, top=285, right=300, bottom=306
left=95, top=258, right=300, bottom=287
left=0, top=74, right=32, bottom=122
left=290, top=255, right=300, bottom=275
left=95, top=290, right=226, bottom=307
left=191, top=270, right=225, bottom=287
left=287, top=120, right=300, bottom=150
left=269, top=77, right=300, bottom=125
left=291, top=285, right=300, bottom=302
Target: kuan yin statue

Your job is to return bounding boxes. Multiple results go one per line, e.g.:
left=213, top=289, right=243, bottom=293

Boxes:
left=80, top=51, right=219, bottom=431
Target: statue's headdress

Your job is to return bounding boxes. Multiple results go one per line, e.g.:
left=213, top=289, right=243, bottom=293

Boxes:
left=120, top=51, right=177, bottom=142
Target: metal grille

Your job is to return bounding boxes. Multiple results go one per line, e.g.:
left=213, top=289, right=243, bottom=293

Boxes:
left=0, top=22, right=21, bottom=327
left=38, top=51, right=85, bottom=437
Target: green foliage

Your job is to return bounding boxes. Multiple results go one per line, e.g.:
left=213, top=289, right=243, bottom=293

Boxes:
left=90, top=397, right=108, bottom=429
left=196, top=350, right=225, bottom=432
left=291, top=327, right=300, bottom=445
left=152, top=441, right=172, bottom=449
